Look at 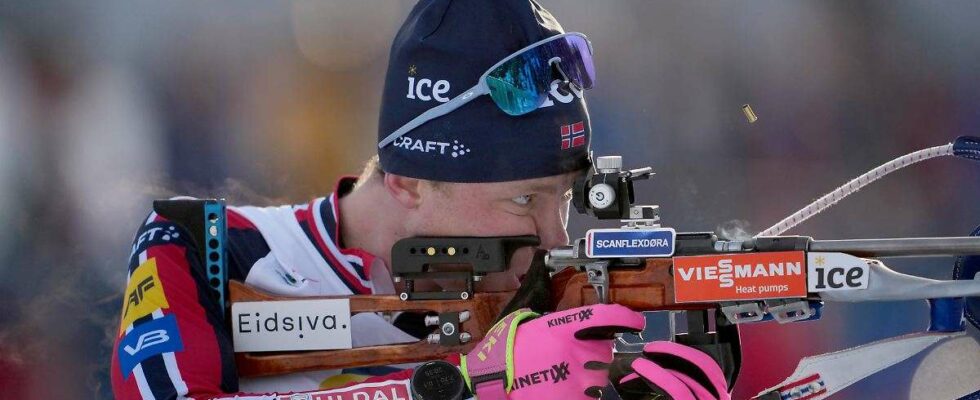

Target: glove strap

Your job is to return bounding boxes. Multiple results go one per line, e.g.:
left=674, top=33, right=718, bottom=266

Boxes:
left=462, top=308, right=537, bottom=399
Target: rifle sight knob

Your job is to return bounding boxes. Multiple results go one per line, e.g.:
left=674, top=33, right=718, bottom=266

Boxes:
left=595, top=156, right=622, bottom=173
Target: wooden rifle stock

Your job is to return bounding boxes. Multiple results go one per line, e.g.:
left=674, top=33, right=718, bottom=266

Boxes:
left=230, top=259, right=709, bottom=377
left=229, top=281, right=511, bottom=377
left=551, top=259, right=704, bottom=312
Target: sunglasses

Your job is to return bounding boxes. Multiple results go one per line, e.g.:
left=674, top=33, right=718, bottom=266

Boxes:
left=379, top=32, right=595, bottom=148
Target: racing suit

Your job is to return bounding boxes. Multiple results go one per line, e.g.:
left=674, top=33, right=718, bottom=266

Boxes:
left=111, top=177, right=424, bottom=399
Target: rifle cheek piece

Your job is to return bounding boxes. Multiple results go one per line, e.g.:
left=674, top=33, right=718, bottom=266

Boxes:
left=390, top=235, right=540, bottom=301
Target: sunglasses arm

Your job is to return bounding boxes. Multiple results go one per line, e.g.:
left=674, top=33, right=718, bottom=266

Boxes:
left=378, top=84, right=486, bottom=148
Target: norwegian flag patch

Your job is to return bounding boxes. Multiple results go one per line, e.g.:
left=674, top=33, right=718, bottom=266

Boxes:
left=561, top=121, right=586, bottom=149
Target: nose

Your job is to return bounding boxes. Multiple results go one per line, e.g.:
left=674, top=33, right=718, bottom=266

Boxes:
left=536, top=202, right=570, bottom=250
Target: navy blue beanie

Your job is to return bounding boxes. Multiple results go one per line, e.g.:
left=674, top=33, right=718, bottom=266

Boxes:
left=377, top=0, right=592, bottom=183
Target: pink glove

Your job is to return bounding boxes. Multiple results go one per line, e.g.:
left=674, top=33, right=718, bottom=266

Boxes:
left=618, top=341, right=731, bottom=400
left=461, top=304, right=645, bottom=399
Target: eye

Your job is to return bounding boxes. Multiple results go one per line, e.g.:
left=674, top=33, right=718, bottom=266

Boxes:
left=512, top=194, right=534, bottom=206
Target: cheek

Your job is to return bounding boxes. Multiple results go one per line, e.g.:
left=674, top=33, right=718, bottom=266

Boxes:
left=409, top=197, right=496, bottom=236
left=507, top=247, right=535, bottom=275
left=474, top=246, right=536, bottom=292
left=415, top=201, right=536, bottom=237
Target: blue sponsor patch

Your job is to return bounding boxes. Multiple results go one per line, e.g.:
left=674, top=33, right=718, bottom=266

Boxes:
left=585, top=228, right=676, bottom=258
left=118, top=314, right=184, bottom=377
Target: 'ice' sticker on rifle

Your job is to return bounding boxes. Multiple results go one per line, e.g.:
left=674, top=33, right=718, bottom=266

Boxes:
left=807, top=252, right=869, bottom=292
left=585, top=228, right=676, bottom=258
left=232, top=299, right=352, bottom=352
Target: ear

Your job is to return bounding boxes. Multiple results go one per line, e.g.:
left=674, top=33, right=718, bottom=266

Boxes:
left=383, top=173, right=423, bottom=209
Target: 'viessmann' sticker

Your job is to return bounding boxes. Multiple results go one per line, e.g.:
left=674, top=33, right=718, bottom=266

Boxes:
left=673, top=251, right=807, bottom=303
left=585, top=228, right=676, bottom=258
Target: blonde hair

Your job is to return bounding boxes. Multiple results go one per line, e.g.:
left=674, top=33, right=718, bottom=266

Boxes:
left=355, top=155, right=448, bottom=192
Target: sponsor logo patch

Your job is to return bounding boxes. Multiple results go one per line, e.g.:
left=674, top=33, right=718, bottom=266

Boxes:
left=475, top=314, right=511, bottom=362
left=406, top=76, right=451, bottom=103
left=391, top=136, right=471, bottom=158
left=118, top=314, right=184, bottom=378
left=232, top=299, right=353, bottom=352
left=129, top=223, right=182, bottom=260
left=119, top=258, right=170, bottom=334
left=807, top=252, right=869, bottom=292
left=547, top=308, right=593, bottom=328
left=673, top=251, right=807, bottom=303
left=585, top=228, right=676, bottom=258
left=277, top=379, right=411, bottom=400
left=512, top=362, right=571, bottom=390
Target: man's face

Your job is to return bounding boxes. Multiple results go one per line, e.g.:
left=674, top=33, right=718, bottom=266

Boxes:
left=405, top=171, right=580, bottom=292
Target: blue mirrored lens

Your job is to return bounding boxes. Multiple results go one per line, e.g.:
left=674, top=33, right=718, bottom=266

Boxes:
left=486, top=35, right=595, bottom=116
left=555, top=35, right=594, bottom=90
left=486, top=53, right=550, bottom=116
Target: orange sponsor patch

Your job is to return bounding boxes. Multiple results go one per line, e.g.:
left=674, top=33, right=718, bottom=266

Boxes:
left=673, top=251, right=807, bottom=303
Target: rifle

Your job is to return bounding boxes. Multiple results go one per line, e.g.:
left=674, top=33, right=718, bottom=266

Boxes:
left=161, top=136, right=980, bottom=397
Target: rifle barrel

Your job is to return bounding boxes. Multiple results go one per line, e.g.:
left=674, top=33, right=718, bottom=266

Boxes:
left=807, top=237, right=980, bottom=257
left=546, top=236, right=980, bottom=267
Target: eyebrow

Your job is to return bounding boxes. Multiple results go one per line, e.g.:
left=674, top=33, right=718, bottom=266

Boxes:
left=519, top=182, right=569, bottom=194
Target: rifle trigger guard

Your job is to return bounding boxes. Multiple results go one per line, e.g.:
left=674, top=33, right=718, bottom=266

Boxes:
left=585, top=261, right=611, bottom=304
